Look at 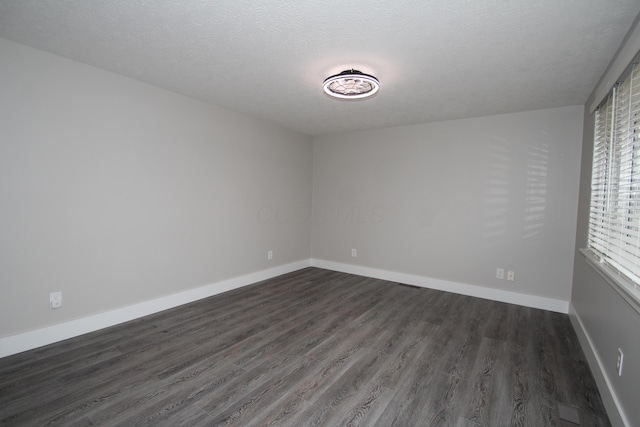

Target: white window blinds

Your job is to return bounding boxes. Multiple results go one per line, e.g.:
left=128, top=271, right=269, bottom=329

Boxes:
left=588, top=63, right=640, bottom=292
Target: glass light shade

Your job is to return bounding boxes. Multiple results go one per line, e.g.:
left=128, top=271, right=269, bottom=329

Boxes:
left=322, top=69, right=380, bottom=99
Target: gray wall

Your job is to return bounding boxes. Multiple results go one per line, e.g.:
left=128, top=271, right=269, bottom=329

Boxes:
left=570, top=22, right=640, bottom=425
left=4, top=34, right=633, bottom=426
left=312, top=106, right=584, bottom=302
left=2, top=31, right=634, bottom=426
left=0, top=39, right=313, bottom=337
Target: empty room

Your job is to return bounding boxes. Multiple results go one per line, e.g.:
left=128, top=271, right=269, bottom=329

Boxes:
left=1, top=1, right=639, bottom=426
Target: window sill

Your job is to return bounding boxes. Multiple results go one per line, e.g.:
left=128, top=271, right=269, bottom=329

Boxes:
left=579, top=248, right=640, bottom=315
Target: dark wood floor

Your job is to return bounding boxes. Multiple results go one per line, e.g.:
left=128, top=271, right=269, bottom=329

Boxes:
left=0, top=268, right=609, bottom=426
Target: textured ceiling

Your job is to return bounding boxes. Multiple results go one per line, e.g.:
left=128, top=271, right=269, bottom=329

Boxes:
left=1, top=1, right=639, bottom=136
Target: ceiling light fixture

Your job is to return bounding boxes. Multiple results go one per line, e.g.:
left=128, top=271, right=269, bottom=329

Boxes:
left=322, top=69, right=380, bottom=100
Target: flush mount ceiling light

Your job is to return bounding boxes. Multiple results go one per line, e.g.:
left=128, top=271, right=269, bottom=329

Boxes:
left=322, top=69, right=380, bottom=100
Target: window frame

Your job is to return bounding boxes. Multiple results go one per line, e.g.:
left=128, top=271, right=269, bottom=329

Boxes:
left=584, top=55, right=640, bottom=314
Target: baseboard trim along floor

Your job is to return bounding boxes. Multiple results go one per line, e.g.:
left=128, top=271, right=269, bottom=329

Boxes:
left=569, top=303, right=628, bottom=427
left=1, top=259, right=569, bottom=358
left=0, top=260, right=311, bottom=358
left=311, top=259, right=569, bottom=314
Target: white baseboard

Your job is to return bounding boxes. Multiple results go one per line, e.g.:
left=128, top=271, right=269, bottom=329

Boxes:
left=1, top=258, right=570, bottom=359
left=569, top=303, right=628, bottom=427
left=311, top=259, right=569, bottom=313
left=0, top=260, right=311, bottom=358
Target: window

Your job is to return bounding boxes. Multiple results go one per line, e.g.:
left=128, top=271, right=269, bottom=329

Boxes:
left=587, top=61, right=640, bottom=306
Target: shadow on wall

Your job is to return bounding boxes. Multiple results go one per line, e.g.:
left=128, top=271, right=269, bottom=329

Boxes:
left=523, top=143, right=548, bottom=254
left=483, top=138, right=511, bottom=249
left=482, top=139, right=548, bottom=252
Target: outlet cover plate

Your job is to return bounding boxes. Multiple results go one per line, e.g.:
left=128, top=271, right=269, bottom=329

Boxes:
left=617, top=348, right=624, bottom=376
left=49, top=291, right=62, bottom=309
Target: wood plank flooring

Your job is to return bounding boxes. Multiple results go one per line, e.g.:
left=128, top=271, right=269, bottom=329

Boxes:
left=0, top=268, right=610, bottom=426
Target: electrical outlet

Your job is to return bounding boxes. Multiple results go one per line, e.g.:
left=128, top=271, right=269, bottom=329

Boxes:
left=616, top=348, right=624, bottom=376
left=268, top=250, right=273, bottom=260
left=507, top=271, right=515, bottom=281
left=50, top=292, right=62, bottom=309
left=351, top=248, right=357, bottom=257
left=496, top=268, right=504, bottom=279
